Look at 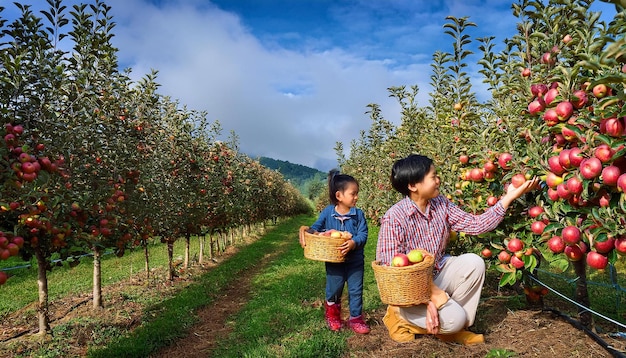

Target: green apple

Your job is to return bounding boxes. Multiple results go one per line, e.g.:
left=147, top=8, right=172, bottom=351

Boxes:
left=407, top=249, right=424, bottom=264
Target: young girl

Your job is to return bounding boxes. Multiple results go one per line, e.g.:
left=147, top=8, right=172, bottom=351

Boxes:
left=299, top=170, right=370, bottom=334
left=377, top=154, right=538, bottom=344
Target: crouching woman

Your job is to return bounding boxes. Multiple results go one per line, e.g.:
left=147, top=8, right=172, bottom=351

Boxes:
left=376, top=154, right=538, bottom=345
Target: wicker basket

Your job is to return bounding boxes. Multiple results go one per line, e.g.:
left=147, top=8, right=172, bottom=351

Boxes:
left=302, top=231, right=348, bottom=263
left=372, top=250, right=434, bottom=306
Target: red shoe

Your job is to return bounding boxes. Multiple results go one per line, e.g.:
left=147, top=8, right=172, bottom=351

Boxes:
left=324, top=302, right=342, bottom=331
left=347, top=315, right=370, bottom=334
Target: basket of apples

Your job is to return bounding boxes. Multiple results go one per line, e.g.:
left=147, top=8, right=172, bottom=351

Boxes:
left=371, top=249, right=434, bottom=306
left=301, top=228, right=352, bottom=263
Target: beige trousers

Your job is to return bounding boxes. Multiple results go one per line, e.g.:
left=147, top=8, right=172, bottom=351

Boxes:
left=399, top=253, right=485, bottom=333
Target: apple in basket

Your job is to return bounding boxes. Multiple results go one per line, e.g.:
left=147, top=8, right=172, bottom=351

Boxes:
left=407, top=249, right=424, bottom=264
left=330, top=231, right=342, bottom=238
left=391, top=253, right=410, bottom=267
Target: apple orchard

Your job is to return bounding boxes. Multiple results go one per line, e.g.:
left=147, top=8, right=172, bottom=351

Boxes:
left=0, top=1, right=310, bottom=335
left=1, top=0, right=626, bottom=340
left=336, top=0, right=626, bottom=325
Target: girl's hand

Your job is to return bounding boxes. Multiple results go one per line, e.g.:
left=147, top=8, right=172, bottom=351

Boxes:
left=338, top=239, right=355, bottom=255
left=426, top=300, right=440, bottom=334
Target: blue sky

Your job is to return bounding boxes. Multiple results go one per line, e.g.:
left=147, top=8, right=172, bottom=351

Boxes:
left=1, top=1, right=618, bottom=171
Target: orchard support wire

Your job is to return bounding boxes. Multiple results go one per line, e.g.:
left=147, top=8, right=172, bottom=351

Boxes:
left=528, top=267, right=626, bottom=358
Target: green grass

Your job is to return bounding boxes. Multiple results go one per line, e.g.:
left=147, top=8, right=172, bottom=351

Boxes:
left=0, top=237, right=203, bottom=315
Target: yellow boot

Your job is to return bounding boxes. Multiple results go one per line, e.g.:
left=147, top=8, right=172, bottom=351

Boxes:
left=382, top=305, right=429, bottom=343
left=436, top=329, right=485, bottom=345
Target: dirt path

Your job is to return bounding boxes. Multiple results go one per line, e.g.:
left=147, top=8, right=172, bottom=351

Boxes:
left=149, top=263, right=255, bottom=357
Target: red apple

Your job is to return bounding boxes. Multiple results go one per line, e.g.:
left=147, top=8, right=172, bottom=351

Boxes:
left=481, top=248, right=493, bottom=258
left=544, top=88, right=559, bottom=106
left=528, top=206, right=544, bottom=218
left=498, top=250, right=511, bottom=263
left=579, top=157, right=603, bottom=179
left=555, top=101, right=573, bottom=121
left=561, top=126, right=577, bottom=143
left=511, top=173, right=526, bottom=188
left=566, top=176, right=583, bottom=195
left=540, top=52, right=555, bottom=65
left=528, top=99, right=545, bottom=115
left=571, top=89, right=588, bottom=109
left=469, top=168, right=484, bottom=182
left=564, top=245, right=583, bottom=261
left=568, top=147, right=584, bottom=167
left=548, top=235, right=565, bottom=253
left=507, top=238, right=524, bottom=252
left=562, top=226, right=581, bottom=244
left=594, top=144, right=615, bottom=163
left=559, top=149, right=572, bottom=169
left=601, top=165, right=621, bottom=186
left=511, top=255, right=525, bottom=269
left=618, top=173, right=626, bottom=192
left=547, top=187, right=559, bottom=201
left=598, top=191, right=611, bottom=207
left=543, top=109, right=559, bottom=126
left=615, top=237, right=626, bottom=255
left=586, top=251, right=608, bottom=270
left=531, top=221, right=546, bottom=235
left=548, top=156, right=565, bottom=175
left=594, top=238, right=615, bottom=254
left=604, top=117, right=624, bottom=138
left=498, top=152, right=513, bottom=170
left=483, top=161, right=496, bottom=172
left=557, top=183, right=573, bottom=199
left=0, top=271, right=7, bottom=285
left=487, top=196, right=498, bottom=206
left=592, top=84, right=608, bottom=98
left=562, top=34, right=573, bottom=44
left=545, top=172, right=564, bottom=189
left=521, top=68, right=531, bottom=77
left=531, top=83, right=549, bottom=97
left=459, top=155, right=469, bottom=164
left=391, top=253, right=410, bottom=267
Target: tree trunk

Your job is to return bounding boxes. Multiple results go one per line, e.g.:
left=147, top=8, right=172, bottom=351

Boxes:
left=167, top=240, right=174, bottom=281
left=34, top=247, right=51, bottom=335
left=208, top=232, right=214, bottom=260
left=572, top=258, right=591, bottom=326
left=92, top=246, right=103, bottom=309
left=144, top=243, right=150, bottom=279
left=199, top=233, right=205, bottom=264
left=184, top=233, right=190, bottom=269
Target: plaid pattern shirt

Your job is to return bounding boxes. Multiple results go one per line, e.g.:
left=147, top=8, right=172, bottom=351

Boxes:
left=376, top=195, right=506, bottom=272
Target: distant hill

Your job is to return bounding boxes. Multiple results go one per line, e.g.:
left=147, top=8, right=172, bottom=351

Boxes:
left=257, top=157, right=326, bottom=199
left=258, top=157, right=325, bottom=183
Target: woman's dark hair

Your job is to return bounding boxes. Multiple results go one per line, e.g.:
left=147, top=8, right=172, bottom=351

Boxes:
left=328, top=169, right=358, bottom=205
left=390, top=154, right=433, bottom=196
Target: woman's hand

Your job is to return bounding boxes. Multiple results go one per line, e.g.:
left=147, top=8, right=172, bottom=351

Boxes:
left=500, top=176, right=540, bottom=210
left=426, top=300, right=440, bottom=334
left=338, top=239, right=356, bottom=256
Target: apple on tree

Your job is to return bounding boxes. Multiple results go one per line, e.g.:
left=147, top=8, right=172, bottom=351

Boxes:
left=547, top=236, right=565, bottom=253
left=586, top=251, right=608, bottom=270
left=564, top=244, right=583, bottom=261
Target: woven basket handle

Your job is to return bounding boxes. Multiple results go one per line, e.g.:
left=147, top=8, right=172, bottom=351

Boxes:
left=298, top=226, right=310, bottom=248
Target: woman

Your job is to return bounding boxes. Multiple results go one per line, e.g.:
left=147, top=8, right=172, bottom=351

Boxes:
left=376, top=154, right=538, bottom=345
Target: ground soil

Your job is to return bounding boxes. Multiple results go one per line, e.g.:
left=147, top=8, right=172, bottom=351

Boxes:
left=2, top=241, right=626, bottom=358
